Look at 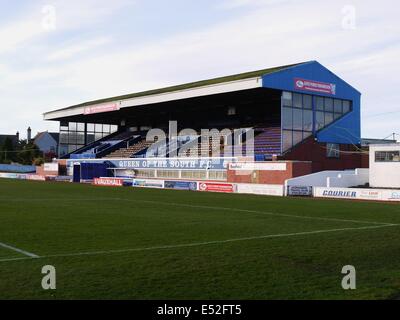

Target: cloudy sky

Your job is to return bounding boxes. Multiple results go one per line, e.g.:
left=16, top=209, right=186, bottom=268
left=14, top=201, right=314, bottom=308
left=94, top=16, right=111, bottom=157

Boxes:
left=0, top=0, right=399, bottom=139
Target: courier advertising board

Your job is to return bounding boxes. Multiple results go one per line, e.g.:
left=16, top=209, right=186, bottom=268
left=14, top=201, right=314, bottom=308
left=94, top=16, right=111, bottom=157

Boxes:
left=314, top=187, right=400, bottom=202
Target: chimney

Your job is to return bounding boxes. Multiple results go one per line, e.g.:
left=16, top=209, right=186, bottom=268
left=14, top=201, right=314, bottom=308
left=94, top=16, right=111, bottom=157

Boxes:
left=27, top=127, right=32, bottom=142
left=16, top=131, right=20, bottom=141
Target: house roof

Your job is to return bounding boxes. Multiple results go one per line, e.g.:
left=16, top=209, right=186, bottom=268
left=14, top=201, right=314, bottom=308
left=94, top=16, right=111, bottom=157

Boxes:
left=34, top=132, right=60, bottom=143
left=44, top=61, right=308, bottom=116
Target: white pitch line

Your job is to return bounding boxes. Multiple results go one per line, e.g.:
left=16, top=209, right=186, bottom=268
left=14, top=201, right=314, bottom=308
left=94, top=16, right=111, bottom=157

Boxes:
left=0, top=242, right=39, bottom=258
left=0, top=197, right=395, bottom=226
left=127, top=199, right=394, bottom=226
left=0, top=223, right=398, bottom=263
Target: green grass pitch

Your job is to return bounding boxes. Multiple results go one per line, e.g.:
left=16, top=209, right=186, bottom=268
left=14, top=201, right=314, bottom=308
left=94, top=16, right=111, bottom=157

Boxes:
left=0, top=178, right=399, bottom=300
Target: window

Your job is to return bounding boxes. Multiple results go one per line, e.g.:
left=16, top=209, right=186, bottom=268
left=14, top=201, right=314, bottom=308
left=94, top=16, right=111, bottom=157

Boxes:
left=293, top=131, right=303, bottom=146
left=316, top=97, right=324, bottom=111
left=77, top=123, right=85, bottom=132
left=136, top=170, right=156, bottom=178
left=111, top=125, right=118, bottom=133
left=375, top=151, right=400, bottom=162
left=95, top=124, right=103, bottom=132
left=293, top=108, right=303, bottom=130
left=69, top=122, right=77, bottom=131
left=157, top=170, right=180, bottom=179
left=334, top=99, right=342, bottom=113
left=208, top=170, right=227, bottom=181
left=303, top=110, right=313, bottom=132
left=95, top=132, right=103, bottom=141
left=60, top=123, right=69, bottom=131
left=324, top=98, right=334, bottom=112
left=227, top=107, right=236, bottom=116
left=77, top=132, right=85, bottom=145
left=325, top=113, right=334, bottom=126
left=316, top=111, right=324, bottom=131
left=282, top=107, right=293, bottom=130
left=293, top=93, right=303, bottom=108
left=281, top=92, right=353, bottom=152
left=87, top=134, right=95, bottom=144
left=87, top=123, right=95, bottom=132
left=103, top=124, right=111, bottom=133
left=58, top=121, right=119, bottom=157
left=343, top=101, right=351, bottom=113
left=327, top=143, right=340, bottom=158
left=59, top=132, right=68, bottom=144
left=303, top=95, right=312, bottom=109
left=282, top=92, right=292, bottom=107
left=282, top=130, right=293, bottom=152
left=181, top=170, right=207, bottom=180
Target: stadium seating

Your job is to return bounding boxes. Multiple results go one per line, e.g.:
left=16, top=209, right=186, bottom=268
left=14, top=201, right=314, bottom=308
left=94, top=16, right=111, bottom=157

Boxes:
left=68, top=125, right=281, bottom=160
left=253, top=126, right=281, bottom=159
left=178, top=132, right=226, bottom=157
left=221, top=125, right=281, bottom=160
left=106, top=136, right=157, bottom=158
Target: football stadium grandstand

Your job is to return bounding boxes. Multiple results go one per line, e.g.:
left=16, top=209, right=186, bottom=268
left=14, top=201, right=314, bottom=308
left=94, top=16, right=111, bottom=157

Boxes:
left=43, top=61, right=363, bottom=179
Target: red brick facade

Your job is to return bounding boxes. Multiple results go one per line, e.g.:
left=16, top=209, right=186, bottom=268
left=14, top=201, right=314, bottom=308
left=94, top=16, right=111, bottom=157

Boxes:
left=281, top=137, right=368, bottom=172
left=227, top=161, right=312, bottom=185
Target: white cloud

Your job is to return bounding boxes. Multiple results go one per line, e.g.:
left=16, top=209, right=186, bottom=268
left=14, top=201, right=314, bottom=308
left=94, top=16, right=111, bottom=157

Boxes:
left=219, top=0, right=293, bottom=9
left=46, top=37, right=112, bottom=62
left=0, top=0, right=130, bottom=55
left=0, top=13, right=43, bottom=54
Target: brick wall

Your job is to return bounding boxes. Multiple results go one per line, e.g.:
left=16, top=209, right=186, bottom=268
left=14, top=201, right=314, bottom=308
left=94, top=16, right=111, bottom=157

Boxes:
left=227, top=161, right=312, bottom=185
left=282, top=137, right=366, bottom=172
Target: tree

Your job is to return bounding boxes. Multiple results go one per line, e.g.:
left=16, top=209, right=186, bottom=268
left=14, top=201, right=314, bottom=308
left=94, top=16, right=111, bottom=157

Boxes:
left=0, top=137, right=14, bottom=164
left=16, top=142, right=42, bottom=165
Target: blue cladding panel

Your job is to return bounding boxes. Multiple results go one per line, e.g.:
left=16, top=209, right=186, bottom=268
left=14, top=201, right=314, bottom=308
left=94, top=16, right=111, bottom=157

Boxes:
left=262, top=61, right=361, bottom=144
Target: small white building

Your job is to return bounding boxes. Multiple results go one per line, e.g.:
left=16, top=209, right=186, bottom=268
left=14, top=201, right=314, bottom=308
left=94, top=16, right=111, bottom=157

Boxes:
left=369, top=144, right=400, bottom=188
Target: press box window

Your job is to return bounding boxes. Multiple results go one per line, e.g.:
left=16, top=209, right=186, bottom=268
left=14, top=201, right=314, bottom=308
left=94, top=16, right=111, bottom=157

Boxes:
left=227, top=107, right=236, bottom=116
left=375, top=151, right=400, bottom=162
left=327, top=143, right=340, bottom=158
